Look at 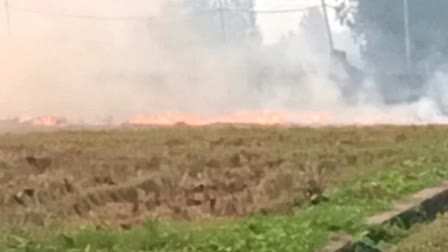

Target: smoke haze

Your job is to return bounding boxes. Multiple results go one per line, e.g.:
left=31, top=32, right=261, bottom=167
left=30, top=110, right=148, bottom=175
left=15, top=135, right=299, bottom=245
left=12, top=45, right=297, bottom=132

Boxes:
left=0, top=0, right=447, bottom=125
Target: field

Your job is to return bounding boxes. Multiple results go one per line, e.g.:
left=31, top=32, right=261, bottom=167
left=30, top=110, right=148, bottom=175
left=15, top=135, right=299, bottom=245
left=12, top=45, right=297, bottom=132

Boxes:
left=1, top=125, right=448, bottom=251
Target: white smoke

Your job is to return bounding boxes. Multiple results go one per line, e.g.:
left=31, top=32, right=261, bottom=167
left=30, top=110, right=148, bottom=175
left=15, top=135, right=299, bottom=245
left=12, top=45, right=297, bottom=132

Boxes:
left=0, top=0, right=447, bottom=125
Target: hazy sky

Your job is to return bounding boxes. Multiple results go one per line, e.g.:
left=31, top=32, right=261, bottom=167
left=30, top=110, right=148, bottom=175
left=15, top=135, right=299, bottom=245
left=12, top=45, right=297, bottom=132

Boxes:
left=256, top=0, right=343, bottom=44
left=0, top=0, right=342, bottom=45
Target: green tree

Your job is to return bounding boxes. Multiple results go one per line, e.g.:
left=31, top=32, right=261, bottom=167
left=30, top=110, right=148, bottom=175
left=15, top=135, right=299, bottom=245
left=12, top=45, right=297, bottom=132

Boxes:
left=336, top=0, right=448, bottom=73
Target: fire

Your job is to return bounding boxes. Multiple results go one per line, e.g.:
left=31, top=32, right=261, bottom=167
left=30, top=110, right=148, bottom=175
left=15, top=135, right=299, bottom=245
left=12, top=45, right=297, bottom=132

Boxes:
left=12, top=111, right=335, bottom=128
left=8, top=109, right=437, bottom=127
left=307, top=111, right=330, bottom=124
left=32, top=116, right=58, bottom=126
left=17, top=116, right=68, bottom=127
left=128, top=111, right=333, bottom=126
left=129, top=111, right=289, bottom=126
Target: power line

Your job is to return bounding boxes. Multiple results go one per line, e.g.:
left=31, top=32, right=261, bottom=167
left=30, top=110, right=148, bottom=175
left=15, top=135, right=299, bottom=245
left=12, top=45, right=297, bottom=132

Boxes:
left=248, top=6, right=321, bottom=14
left=7, top=5, right=154, bottom=21
left=196, top=5, right=321, bottom=14
left=5, top=4, right=334, bottom=24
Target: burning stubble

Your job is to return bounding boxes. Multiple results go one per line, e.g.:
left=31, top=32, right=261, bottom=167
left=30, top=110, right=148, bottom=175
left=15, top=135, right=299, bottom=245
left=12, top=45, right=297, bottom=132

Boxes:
left=1, top=0, right=448, bottom=126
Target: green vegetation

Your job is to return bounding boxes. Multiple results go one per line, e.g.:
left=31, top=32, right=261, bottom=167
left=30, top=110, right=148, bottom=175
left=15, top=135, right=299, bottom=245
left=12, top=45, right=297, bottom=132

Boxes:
left=1, top=126, right=448, bottom=251
left=385, top=214, right=448, bottom=252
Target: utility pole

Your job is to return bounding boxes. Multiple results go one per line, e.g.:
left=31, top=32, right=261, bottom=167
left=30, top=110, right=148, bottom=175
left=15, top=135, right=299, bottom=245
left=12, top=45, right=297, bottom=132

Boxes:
left=320, top=0, right=334, bottom=53
left=4, top=0, right=10, bottom=38
left=217, top=0, right=227, bottom=44
left=403, top=0, right=412, bottom=73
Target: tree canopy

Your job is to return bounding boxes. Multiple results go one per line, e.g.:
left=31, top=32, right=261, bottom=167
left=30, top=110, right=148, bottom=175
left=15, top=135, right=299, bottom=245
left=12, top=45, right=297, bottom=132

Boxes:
left=181, top=0, right=260, bottom=46
left=336, top=0, right=448, bottom=73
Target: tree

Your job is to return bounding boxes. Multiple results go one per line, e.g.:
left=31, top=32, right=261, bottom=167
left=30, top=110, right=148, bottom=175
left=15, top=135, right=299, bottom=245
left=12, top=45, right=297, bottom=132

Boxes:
left=181, top=0, right=261, bottom=46
left=336, top=0, right=448, bottom=73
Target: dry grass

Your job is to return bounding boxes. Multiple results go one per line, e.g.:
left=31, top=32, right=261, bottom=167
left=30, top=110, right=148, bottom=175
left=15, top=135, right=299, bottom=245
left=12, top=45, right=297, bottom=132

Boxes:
left=0, top=125, right=445, bottom=229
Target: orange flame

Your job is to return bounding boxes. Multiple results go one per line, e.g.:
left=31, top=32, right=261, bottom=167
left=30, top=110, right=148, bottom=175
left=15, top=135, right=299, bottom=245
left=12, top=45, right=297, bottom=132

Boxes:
left=128, top=111, right=332, bottom=126
left=31, top=116, right=58, bottom=126
left=307, top=111, right=330, bottom=124
left=129, top=111, right=289, bottom=126
left=14, top=110, right=335, bottom=128
left=18, top=116, right=69, bottom=127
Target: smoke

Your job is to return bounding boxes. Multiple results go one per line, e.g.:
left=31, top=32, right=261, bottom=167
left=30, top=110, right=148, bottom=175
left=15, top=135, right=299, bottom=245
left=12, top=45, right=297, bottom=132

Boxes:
left=0, top=0, right=168, bottom=123
left=0, top=0, right=447, bottom=125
